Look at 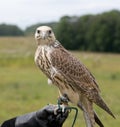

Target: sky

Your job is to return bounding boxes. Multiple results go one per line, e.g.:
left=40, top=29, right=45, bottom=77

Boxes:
left=0, top=0, right=120, bottom=29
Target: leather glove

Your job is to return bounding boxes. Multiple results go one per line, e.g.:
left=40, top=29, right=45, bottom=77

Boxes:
left=1, top=104, right=68, bottom=127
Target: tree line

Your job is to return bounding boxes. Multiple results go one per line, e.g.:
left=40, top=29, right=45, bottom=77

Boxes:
left=56, top=10, right=120, bottom=52
left=0, top=24, right=24, bottom=36
left=0, top=10, right=120, bottom=52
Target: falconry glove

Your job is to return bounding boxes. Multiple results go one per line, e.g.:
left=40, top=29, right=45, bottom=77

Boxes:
left=1, top=104, right=69, bottom=127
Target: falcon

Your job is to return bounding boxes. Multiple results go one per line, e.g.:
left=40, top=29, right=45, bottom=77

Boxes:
left=34, top=26, right=115, bottom=127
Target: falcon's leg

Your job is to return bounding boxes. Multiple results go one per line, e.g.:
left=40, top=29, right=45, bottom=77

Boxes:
left=54, top=94, right=69, bottom=114
left=58, top=93, right=69, bottom=105
left=78, top=96, right=95, bottom=127
left=77, top=102, right=104, bottom=127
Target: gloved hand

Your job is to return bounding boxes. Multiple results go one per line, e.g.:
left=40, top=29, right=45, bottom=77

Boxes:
left=1, top=104, right=69, bottom=127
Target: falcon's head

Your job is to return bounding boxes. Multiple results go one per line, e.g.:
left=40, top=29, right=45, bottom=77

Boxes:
left=35, top=26, right=56, bottom=45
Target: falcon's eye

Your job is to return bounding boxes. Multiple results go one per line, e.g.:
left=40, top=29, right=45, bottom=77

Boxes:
left=37, top=30, right=41, bottom=34
left=48, top=30, right=52, bottom=34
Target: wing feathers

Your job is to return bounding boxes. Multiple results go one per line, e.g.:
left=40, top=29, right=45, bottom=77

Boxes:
left=50, top=46, right=100, bottom=96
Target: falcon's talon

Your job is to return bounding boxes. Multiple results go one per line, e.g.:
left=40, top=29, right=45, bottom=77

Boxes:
left=58, top=94, right=69, bottom=106
left=54, top=107, right=58, bottom=115
left=54, top=104, right=66, bottom=115
left=59, top=104, right=66, bottom=113
left=62, top=106, right=65, bottom=112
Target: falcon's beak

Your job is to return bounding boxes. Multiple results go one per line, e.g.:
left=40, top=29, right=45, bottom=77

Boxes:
left=41, top=32, right=47, bottom=39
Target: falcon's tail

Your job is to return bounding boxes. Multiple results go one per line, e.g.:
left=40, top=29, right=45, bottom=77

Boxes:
left=94, top=111, right=104, bottom=127
left=94, top=95, right=115, bottom=119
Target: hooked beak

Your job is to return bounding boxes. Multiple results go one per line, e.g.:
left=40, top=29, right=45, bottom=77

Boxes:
left=41, top=32, right=47, bottom=39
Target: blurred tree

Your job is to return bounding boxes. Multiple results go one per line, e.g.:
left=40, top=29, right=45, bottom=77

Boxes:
left=25, top=10, right=120, bottom=52
left=0, top=24, right=24, bottom=36
left=56, top=16, right=77, bottom=49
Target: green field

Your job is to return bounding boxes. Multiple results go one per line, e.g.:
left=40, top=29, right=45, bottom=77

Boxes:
left=0, top=37, right=120, bottom=127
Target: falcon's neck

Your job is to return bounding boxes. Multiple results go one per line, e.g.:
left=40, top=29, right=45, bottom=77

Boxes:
left=35, top=42, right=54, bottom=63
left=37, top=40, right=61, bottom=48
left=36, top=37, right=56, bottom=45
left=35, top=40, right=63, bottom=65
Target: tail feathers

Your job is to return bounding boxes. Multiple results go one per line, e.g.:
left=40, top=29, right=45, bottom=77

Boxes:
left=94, top=96, right=115, bottom=119
left=94, top=111, right=104, bottom=127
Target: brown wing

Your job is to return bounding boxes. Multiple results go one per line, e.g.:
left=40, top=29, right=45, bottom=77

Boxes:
left=50, top=45, right=100, bottom=99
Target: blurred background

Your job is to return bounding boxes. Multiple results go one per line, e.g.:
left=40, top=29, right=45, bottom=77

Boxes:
left=0, top=0, right=120, bottom=126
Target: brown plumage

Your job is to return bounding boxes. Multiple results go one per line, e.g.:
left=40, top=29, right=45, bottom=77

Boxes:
left=34, top=26, right=115, bottom=127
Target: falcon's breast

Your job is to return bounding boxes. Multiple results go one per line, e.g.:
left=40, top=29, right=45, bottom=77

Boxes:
left=34, top=44, right=80, bottom=104
left=35, top=45, right=55, bottom=80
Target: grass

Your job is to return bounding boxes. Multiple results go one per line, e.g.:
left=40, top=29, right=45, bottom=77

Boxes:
left=0, top=37, right=120, bottom=126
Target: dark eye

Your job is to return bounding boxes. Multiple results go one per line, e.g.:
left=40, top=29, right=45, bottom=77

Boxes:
left=48, top=30, right=52, bottom=34
left=37, top=30, right=41, bottom=34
